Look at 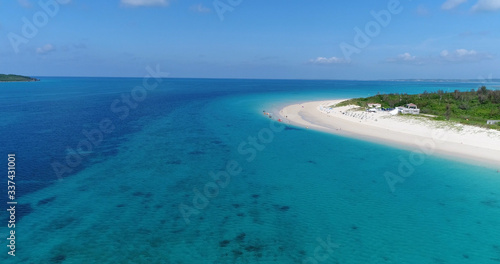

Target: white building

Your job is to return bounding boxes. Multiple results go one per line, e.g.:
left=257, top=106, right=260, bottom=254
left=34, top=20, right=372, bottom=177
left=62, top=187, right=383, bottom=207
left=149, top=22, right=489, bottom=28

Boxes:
left=397, top=103, right=420, bottom=115
left=367, top=103, right=381, bottom=108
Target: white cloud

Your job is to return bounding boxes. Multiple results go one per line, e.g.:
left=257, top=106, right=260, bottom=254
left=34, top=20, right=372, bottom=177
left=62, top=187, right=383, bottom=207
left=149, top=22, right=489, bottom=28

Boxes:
left=387, top=53, right=422, bottom=64
left=398, top=53, right=416, bottom=61
left=441, top=0, right=468, bottom=10
left=309, top=57, right=347, bottom=65
left=472, top=0, right=500, bottom=11
left=121, top=0, right=169, bottom=7
left=36, top=44, right=55, bottom=54
left=190, top=4, right=211, bottom=13
left=456, top=49, right=477, bottom=56
left=440, top=48, right=492, bottom=62
left=387, top=49, right=492, bottom=65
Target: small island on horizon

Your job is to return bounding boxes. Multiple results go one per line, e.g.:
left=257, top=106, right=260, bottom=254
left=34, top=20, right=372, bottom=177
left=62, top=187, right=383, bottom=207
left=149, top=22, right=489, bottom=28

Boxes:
left=0, top=74, right=39, bottom=82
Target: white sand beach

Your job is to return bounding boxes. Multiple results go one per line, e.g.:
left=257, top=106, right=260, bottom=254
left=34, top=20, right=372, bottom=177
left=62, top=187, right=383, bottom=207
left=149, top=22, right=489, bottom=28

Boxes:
left=279, top=100, right=500, bottom=167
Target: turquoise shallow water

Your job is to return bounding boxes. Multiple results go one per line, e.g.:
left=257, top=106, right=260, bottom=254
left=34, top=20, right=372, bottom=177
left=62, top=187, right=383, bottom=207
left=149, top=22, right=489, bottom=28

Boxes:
left=1, top=78, right=500, bottom=263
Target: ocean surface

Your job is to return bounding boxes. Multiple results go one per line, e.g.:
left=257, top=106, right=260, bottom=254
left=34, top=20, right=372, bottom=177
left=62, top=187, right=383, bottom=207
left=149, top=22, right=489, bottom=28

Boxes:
left=1, top=78, right=500, bottom=263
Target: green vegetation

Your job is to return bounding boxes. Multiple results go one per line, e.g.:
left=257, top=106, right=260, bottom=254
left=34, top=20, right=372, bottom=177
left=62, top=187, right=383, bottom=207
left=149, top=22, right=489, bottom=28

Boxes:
left=0, top=74, right=39, bottom=82
left=337, top=86, right=500, bottom=130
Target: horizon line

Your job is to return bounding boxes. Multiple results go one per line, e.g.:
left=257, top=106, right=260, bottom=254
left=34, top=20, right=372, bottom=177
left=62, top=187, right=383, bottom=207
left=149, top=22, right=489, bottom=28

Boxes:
left=25, top=76, right=500, bottom=83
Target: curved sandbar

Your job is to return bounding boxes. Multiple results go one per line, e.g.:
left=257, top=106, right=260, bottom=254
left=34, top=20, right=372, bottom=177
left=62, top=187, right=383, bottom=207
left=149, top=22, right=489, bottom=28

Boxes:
left=279, top=100, right=500, bottom=168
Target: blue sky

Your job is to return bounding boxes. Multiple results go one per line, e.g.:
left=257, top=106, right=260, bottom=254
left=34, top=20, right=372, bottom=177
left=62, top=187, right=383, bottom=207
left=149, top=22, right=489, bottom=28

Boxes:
left=1, top=0, right=499, bottom=79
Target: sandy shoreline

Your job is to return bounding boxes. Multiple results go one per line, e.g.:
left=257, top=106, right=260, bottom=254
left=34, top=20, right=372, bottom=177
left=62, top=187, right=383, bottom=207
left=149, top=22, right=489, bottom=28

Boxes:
left=278, top=100, right=500, bottom=168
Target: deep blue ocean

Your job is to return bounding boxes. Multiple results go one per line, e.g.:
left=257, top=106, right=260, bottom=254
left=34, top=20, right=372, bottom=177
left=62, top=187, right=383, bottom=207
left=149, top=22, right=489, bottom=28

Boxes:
left=1, top=78, right=500, bottom=263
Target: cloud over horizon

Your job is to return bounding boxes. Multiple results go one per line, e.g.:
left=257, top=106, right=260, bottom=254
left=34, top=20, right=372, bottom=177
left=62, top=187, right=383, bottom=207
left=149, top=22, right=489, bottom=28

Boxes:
left=387, top=53, right=421, bottom=64
left=309, top=57, right=347, bottom=65
left=440, top=49, right=493, bottom=62
left=36, top=44, right=56, bottom=55
left=387, top=49, right=493, bottom=64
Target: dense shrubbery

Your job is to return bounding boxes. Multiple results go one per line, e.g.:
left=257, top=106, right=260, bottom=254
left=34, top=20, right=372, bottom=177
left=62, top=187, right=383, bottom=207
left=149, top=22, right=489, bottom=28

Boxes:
left=338, top=86, right=500, bottom=129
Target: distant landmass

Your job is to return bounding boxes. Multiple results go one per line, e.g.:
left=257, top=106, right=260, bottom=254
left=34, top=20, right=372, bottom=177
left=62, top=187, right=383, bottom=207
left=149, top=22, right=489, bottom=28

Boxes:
left=380, top=79, right=500, bottom=83
left=0, top=74, right=39, bottom=82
